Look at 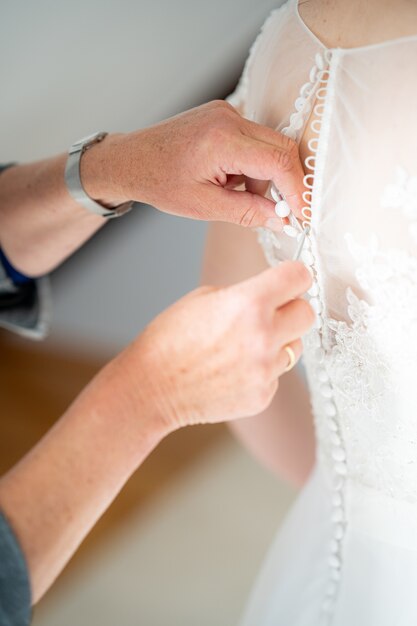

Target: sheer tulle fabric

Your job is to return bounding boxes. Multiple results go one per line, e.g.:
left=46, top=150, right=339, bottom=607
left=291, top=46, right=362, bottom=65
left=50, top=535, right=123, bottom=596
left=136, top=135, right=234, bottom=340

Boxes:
left=229, top=1, right=417, bottom=624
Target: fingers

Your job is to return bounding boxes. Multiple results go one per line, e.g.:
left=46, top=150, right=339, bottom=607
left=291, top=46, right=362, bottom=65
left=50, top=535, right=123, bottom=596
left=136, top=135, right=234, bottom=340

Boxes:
left=195, top=107, right=306, bottom=227
left=243, top=262, right=313, bottom=310
left=232, top=129, right=306, bottom=216
left=203, top=184, right=282, bottom=230
left=274, top=297, right=316, bottom=344
left=274, top=339, right=303, bottom=377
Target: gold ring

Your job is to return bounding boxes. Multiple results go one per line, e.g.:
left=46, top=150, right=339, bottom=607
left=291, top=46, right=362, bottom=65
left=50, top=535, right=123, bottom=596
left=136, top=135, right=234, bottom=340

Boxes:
left=283, top=345, right=296, bottom=373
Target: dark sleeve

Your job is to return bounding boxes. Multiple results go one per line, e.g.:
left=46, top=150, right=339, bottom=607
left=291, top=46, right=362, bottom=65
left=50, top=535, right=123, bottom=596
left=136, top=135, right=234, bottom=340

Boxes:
left=0, top=513, right=31, bottom=626
left=0, top=164, right=50, bottom=340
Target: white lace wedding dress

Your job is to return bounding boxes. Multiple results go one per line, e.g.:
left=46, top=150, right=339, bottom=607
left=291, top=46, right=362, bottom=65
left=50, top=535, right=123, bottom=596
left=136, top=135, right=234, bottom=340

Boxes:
left=229, top=1, right=417, bottom=624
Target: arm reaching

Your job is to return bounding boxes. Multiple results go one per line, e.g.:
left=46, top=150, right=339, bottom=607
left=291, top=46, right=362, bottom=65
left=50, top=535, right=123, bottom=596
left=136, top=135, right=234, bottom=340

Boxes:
left=0, top=101, right=305, bottom=276
left=0, top=256, right=313, bottom=604
left=202, top=222, right=316, bottom=486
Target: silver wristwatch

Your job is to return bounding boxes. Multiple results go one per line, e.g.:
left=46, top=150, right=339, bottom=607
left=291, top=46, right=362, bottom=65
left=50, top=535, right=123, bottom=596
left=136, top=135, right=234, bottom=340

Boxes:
left=64, top=131, right=133, bottom=219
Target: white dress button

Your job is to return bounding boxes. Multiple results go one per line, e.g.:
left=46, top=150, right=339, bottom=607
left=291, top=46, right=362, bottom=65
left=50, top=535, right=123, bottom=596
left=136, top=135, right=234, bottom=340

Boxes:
left=302, top=99, right=312, bottom=115
left=295, top=96, right=306, bottom=111
left=326, top=581, right=338, bottom=597
left=301, top=249, right=315, bottom=266
left=330, top=539, right=339, bottom=553
left=328, top=554, right=341, bottom=569
left=332, top=492, right=342, bottom=507
left=314, top=315, right=323, bottom=329
left=321, top=383, right=333, bottom=398
left=331, top=507, right=344, bottom=523
left=290, top=112, right=304, bottom=130
left=332, top=447, right=346, bottom=462
left=333, top=524, right=344, bottom=540
left=283, top=225, right=298, bottom=238
left=315, top=347, right=325, bottom=362
left=322, top=598, right=334, bottom=613
left=309, top=296, right=322, bottom=314
left=325, top=401, right=337, bottom=417
left=331, top=432, right=341, bottom=447
left=335, top=461, right=347, bottom=476
left=327, top=418, right=338, bottom=432
left=300, top=82, right=312, bottom=98
left=318, top=368, right=329, bottom=383
left=285, top=128, right=297, bottom=140
left=275, top=200, right=291, bottom=218
left=309, top=65, right=318, bottom=83
left=315, top=52, right=325, bottom=70
left=331, top=568, right=341, bottom=581
left=308, top=281, right=319, bottom=297
left=333, top=475, right=344, bottom=491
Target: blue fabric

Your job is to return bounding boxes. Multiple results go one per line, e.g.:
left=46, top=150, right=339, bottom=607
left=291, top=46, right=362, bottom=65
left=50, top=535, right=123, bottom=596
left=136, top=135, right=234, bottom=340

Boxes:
left=0, top=163, right=31, bottom=286
left=0, top=513, right=31, bottom=626
left=0, top=250, right=31, bottom=285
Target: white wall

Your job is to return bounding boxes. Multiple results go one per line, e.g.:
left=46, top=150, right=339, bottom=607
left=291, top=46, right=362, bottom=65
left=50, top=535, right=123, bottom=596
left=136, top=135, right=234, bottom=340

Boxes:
left=0, top=0, right=282, bottom=351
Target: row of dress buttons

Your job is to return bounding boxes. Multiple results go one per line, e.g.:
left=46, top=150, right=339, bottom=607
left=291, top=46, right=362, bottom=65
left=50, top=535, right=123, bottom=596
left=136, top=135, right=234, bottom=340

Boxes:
left=268, top=49, right=348, bottom=614
left=300, top=239, right=348, bottom=582
left=310, top=263, right=346, bottom=606
left=304, top=247, right=347, bottom=617
left=277, top=49, right=346, bottom=621
left=305, top=264, right=347, bottom=617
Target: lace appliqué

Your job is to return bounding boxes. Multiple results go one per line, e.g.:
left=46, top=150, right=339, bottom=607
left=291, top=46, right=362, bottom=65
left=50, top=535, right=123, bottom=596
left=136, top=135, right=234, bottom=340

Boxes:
left=320, top=233, right=417, bottom=503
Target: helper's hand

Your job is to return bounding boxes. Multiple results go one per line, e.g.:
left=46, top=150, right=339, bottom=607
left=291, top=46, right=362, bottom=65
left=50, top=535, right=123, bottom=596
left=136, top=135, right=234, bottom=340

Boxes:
left=84, top=101, right=305, bottom=230
left=0, top=262, right=312, bottom=604
left=115, top=261, right=314, bottom=431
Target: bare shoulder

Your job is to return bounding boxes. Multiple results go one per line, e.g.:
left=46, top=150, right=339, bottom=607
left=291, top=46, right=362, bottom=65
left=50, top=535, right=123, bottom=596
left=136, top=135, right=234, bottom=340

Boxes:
left=298, top=0, right=417, bottom=49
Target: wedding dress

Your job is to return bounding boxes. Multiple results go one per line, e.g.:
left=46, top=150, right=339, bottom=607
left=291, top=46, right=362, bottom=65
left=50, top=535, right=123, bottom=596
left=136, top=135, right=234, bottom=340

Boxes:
left=228, top=1, right=417, bottom=624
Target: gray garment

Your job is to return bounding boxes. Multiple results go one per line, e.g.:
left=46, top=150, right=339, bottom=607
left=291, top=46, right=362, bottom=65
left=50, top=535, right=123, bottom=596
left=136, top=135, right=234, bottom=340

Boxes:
left=0, top=514, right=31, bottom=626
left=0, top=261, right=50, bottom=340
left=0, top=163, right=50, bottom=624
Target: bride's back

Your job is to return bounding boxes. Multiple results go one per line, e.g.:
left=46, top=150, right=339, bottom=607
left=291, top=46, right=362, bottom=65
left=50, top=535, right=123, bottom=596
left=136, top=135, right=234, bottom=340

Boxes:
left=299, top=0, right=417, bottom=50
left=221, top=2, right=417, bottom=623
left=298, top=0, right=417, bottom=165
left=230, top=0, right=417, bottom=500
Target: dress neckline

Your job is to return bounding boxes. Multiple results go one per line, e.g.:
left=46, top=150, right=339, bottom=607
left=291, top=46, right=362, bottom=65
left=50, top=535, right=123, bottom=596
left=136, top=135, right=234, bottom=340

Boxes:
left=294, top=0, right=417, bottom=54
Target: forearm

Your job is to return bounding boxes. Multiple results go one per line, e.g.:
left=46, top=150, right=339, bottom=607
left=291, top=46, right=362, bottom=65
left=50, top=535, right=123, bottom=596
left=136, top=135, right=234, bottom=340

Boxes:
left=0, top=134, right=126, bottom=276
left=202, top=222, right=315, bottom=487
left=0, top=101, right=307, bottom=276
left=0, top=353, right=168, bottom=603
left=229, top=368, right=315, bottom=487
left=0, top=216, right=314, bottom=604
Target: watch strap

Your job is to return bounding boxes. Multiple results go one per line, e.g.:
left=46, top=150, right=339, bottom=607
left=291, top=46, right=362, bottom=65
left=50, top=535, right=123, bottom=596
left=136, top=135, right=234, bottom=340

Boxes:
left=65, top=132, right=133, bottom=219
